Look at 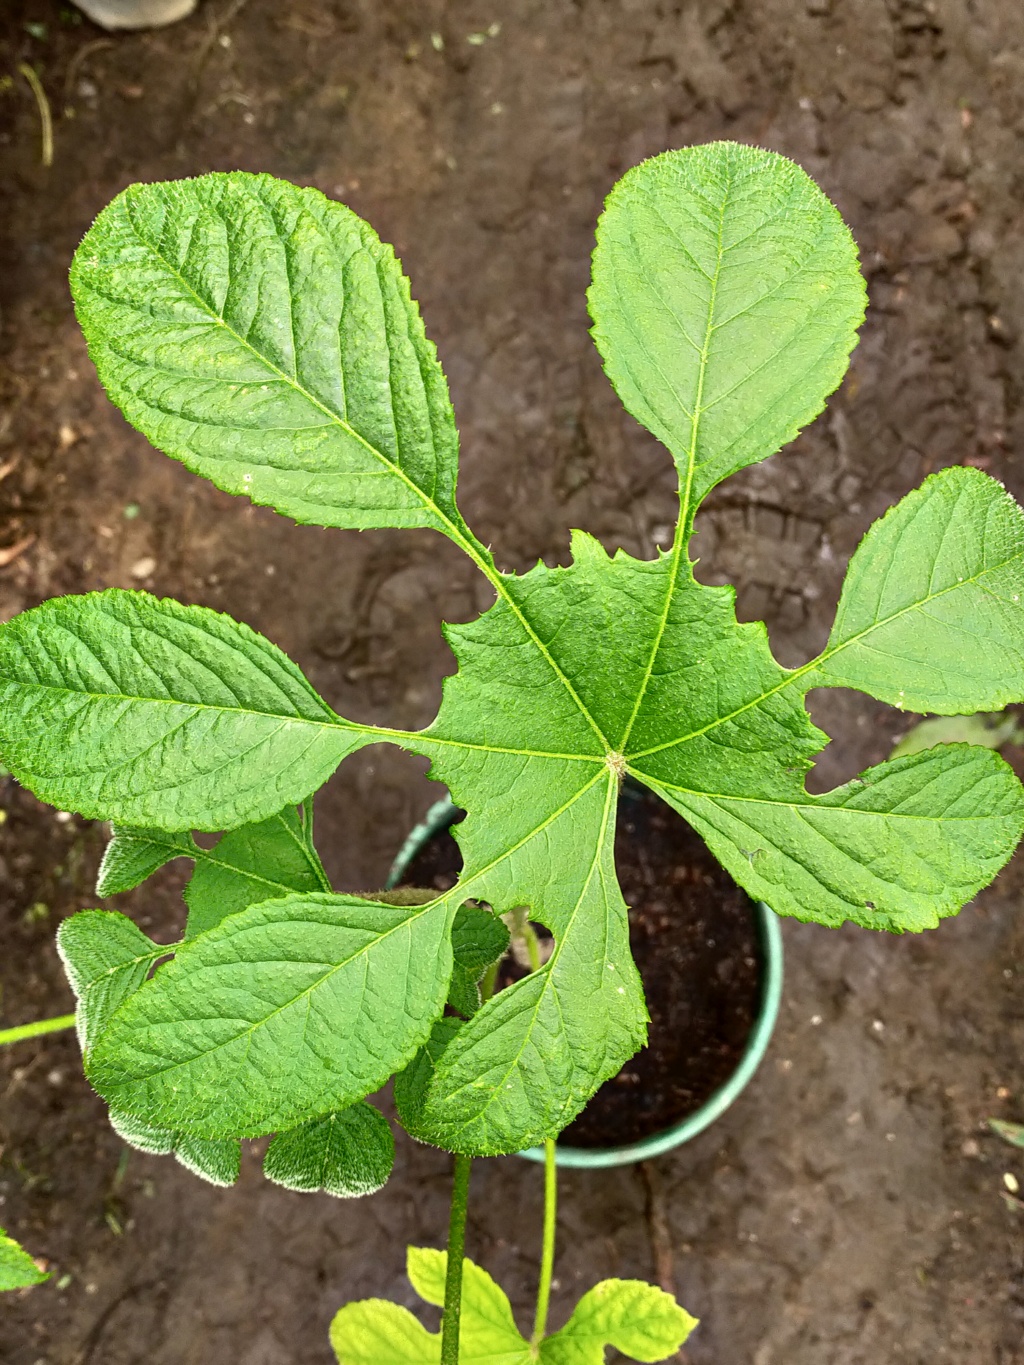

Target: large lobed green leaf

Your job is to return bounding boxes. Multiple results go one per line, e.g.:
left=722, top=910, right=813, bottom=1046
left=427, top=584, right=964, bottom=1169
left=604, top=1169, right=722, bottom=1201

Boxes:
left=2, top=144, right=1023, bottom=1157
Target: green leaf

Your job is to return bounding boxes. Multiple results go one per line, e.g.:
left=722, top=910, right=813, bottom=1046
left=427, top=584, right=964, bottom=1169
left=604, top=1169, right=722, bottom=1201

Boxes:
left=408, top=1249, right=532, bottom=1360
left=109, top=1108, right=240, bottom=1187
left=409, top=746, right=646, bottom=1154
left=330, top=1298, right=440, bottom=1365
left=96, top=826, right=195, bottom=896
left=448, top=903, right=510, bottom=1017
left=184, top=803, right=330, bottom=936
left=813, top=467, right=1024, bottom=712
left=331, top=1251, right=694, bottom=1365
left=590, top=141, right=866, bottom=524
left=646, top=744, right=1024, bottom=933
left=0, top=1227, right=48, bottom=1291
left=330, top=1247, right=533, bottom=1365
left=57, top=910, right=166, bottom=1051
left=990, top=1118, right=1024, bottom=1149
left=540, top=1279, right=698, bottom=1364
left=263, top=1103, right=394, bottom=1196
left=86, top=892, right=455, bottom=1138
left=413, top=519, right=1023, bottom=1150
left=0, top=591, right=372, bottom=830
left=394, top=1017, right=464, bottom=1141
left=98, top=804, right=330, bottom=936
left=70, top=172, right=476, bottom=544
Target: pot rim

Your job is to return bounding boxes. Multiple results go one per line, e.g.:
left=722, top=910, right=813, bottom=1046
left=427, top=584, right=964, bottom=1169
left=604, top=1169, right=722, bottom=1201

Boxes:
left=386, top=795, right=784, bottom=1170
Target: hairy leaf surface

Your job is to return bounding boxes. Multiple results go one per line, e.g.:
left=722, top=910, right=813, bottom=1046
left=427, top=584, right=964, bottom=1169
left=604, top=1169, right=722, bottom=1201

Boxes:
left=97, top=803, right=329, bottom=939
left=109, top=1108, right=241, bottom=1187
left=0, top=592, right=370, bottom=830
left=57, top=910, right=166, bottom=1051
left=447, top=903, right=510, bottom=1017
left=263, top=1103, right=394, bottom=1197
left=86, top=892, right=455, bottom=1137
left=71, top=173, right=477, bottom=543
left=394, top=1017, right=463, bottom=1140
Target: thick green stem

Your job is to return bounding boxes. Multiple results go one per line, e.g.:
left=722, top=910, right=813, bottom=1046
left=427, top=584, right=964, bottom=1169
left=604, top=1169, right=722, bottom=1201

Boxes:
left=532, top=1137, right=558, bottom=1346
left=0, top=1014, right=75, bottom=1047
left=441, top=1153, right=473, bottom=1365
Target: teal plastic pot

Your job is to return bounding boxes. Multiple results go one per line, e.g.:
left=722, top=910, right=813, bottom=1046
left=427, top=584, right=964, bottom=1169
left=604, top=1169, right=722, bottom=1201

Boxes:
left=387, top=796, right=784, bottom=1169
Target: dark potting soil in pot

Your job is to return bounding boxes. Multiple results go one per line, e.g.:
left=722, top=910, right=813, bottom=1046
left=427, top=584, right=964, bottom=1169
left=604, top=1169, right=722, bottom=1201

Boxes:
left=398, top=784, right=762, bottom=1148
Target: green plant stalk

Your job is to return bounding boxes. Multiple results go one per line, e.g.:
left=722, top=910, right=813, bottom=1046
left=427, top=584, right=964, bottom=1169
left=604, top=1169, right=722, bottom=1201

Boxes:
left=508, top=905, right=543, bottom=974
left=532, top=1137, right=558, bottom=1345
left=0, top=1014, right=75, bottom=1047
left=441, top=1153, right=473, bottom=1365
left=523, top=922, right=542, bottom=974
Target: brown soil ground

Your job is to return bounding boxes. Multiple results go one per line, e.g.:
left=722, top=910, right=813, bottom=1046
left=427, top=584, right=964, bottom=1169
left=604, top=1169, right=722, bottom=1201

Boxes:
left=1, top=1, right=1023, bottom=1362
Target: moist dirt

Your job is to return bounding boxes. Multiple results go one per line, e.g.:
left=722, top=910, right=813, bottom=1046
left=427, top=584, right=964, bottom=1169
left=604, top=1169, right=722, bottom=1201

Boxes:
left=1, top=1, right=1024, bottom=1362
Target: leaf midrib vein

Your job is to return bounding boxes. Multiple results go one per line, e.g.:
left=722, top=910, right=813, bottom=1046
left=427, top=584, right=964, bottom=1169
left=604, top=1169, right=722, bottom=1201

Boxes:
left=615, top=174, right=730, bottom=752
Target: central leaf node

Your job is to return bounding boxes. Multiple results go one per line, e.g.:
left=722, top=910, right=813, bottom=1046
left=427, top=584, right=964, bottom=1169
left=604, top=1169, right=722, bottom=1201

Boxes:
left=605, top=752, right=627, bottom=779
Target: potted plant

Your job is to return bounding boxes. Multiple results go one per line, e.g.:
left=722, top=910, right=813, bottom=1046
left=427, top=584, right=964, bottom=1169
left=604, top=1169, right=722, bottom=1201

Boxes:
left=2, top=141, right=1024, bottom=1362
left=387, top=787, right=784, bottom=1169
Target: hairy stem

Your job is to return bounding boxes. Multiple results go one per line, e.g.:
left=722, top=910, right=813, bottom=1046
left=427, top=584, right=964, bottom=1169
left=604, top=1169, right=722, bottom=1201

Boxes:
left=441, top=1153, right=473, bottom=1365
left=532, top=1137, right=558, bottom=1346
left=508, top=905, right=543, bottom=974
left=0, top=1014, right=75, bottom=1047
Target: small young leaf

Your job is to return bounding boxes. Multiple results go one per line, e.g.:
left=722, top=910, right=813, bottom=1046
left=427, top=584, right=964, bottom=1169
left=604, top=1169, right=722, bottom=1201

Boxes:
left=109, top=1109, right=240, bottom=1187
left=0, top=591, right=369, bottom=831
left=590, top=141, right=866, bottom=524
left=329, top=1299, right=439, bottom=1365
left=71, top=172, right=475, bottom=544
left=330, top=1248, right=533, bottom=1364
left=540, top=1278, right=697, bottom=1363
left=448, top=903, right=510, bottom=1017
left=263, top=1103, right=394, bottom=1197
left=407, top=1248, right=531, bottom=1358
left=87, top=892, right=455, bottom=1138
left=815, top=467, right=1024, bottom=712
left=184, top=804, right=330, bottom=937
left=990, top=1118, right=1024, bottom=1149
left=98, top=805, right=330, bottom=936
left=96, top=827, right=195, bottom=896
left=394, top=1017, right=463, bottom=1141
left=57, top=910, right=166, bottom=1051
left=0, top=1227, right=48, bottom=1291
